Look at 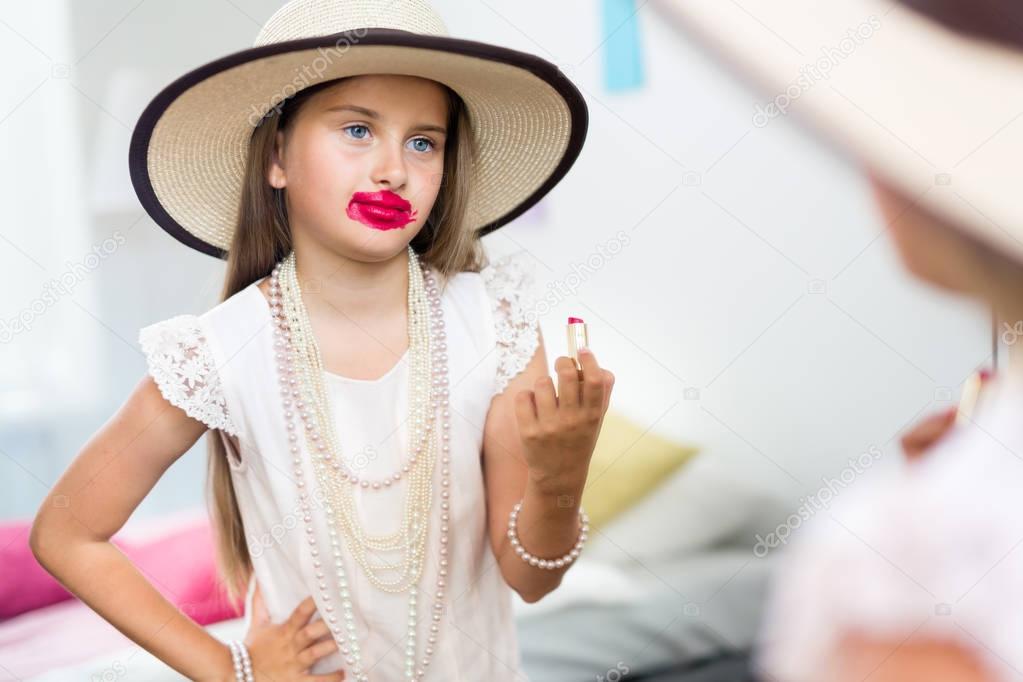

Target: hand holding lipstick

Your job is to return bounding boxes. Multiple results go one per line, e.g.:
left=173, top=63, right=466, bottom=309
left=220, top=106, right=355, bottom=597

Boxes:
left=514, top=318, right=615, bottom=491
left=900, top=368, right=994, bottom=461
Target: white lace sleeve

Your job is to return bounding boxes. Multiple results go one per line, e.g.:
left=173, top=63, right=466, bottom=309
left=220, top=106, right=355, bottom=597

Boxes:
left=481, top=253, right=542, bottom=397
left=138, top=314, right=239, bottom=436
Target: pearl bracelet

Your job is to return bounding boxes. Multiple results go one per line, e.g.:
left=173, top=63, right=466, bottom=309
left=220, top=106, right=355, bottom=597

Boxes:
left=228, top=640, right=254, bottom=682
left=507, top=500, right=589, bottom=569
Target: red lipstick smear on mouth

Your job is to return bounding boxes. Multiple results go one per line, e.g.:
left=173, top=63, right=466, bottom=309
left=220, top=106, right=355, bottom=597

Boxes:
left=347, top=190, right=418, bottom=231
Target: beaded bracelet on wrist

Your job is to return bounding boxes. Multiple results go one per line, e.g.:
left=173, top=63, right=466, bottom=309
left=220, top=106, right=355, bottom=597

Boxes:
left=507, top=500, right=589, bottom=570
left=228, top=640, right=254, bottom=682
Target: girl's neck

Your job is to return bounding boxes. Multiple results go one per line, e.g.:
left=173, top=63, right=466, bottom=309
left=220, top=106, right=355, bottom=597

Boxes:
left=291, top=241, right=410, bottom=320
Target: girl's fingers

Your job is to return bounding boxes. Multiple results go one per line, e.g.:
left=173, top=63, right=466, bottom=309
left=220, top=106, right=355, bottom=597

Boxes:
left=901, top=407, right=956, bottom=458
left=555, top=356, right=581, bottom=409
left=577, top=349, right=604, bottom=411
left=600, top=370, right=615, bottom=414
left=298, top=637, right=341, bottom=668
left=287, top=596, right=318, bottom=632
left=909, top=408, right=956, bottom=443
left=533, top=375, right=558, bottom=422
left=514, top=390, right=539, bottom=434
left=295, top=618, right=331, bottom=648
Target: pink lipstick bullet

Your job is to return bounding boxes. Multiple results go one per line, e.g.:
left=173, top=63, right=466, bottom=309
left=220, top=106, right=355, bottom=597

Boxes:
left=567, top=316, right=588, bottom=370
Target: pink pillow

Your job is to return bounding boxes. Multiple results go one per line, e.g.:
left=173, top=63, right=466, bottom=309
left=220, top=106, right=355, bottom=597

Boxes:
left=0, top=523, right=75, bottom=619
left=1, top=517, right=241, bottom=625
left=121, top=520, right=242, bottom=625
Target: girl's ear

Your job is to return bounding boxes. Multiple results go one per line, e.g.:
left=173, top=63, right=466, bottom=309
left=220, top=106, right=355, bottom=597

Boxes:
left=267, top=130, right=287, bottom=189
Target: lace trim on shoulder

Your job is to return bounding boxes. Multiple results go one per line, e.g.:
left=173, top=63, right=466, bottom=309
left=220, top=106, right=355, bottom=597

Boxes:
left=138, top=314, right=239, bottom=436
left=481, top=253, right=541, bottom=396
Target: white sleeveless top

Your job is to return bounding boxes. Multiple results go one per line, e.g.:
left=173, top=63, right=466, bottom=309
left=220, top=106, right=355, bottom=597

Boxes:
left=756, top=372, right=1023, bottom=682
left=138, top=253, right=541, bottom=680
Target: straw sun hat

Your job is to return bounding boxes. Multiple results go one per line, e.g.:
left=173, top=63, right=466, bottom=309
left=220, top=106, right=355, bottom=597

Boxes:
left=129, top=0, right=588, bottom=258
left=655, top=0, right=1023, bottom=263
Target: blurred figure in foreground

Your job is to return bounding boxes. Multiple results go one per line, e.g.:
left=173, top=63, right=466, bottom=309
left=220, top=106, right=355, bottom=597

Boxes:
left=657, top=0, right=1023, bottom=679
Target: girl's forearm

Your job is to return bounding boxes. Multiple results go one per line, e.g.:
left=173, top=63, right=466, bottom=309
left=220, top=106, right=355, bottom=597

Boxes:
left=497, top=470, right=587, bottom=603
left=34, top=537, right=234, bottom=681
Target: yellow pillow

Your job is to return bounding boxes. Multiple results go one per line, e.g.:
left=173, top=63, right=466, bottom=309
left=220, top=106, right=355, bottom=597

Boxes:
left=580, top=410, right=700, bottom=530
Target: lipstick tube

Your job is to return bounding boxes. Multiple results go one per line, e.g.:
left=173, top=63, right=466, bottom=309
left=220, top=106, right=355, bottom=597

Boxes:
left=957, top=368, right=993, bottom=423
left=567, top=316, right=589, bottom=370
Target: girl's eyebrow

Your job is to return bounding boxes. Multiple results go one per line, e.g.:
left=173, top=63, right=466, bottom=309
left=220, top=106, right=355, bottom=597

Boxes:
left=322, top=103, right=447, bottom=136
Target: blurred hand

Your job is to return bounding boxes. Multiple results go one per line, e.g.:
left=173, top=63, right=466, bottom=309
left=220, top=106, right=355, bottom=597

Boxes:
left=902, top=370, right=994, bottom=460
left=900, top=407, right=956, bottom=460
left=242, top=582, right=345, bottom=681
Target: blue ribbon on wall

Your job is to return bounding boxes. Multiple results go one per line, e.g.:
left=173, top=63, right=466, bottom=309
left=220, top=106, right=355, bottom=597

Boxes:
left=601, top=0, right=645, bottom=92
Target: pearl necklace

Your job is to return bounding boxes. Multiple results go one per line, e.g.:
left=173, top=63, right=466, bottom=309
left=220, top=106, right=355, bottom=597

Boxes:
left=286, top=251, right=435, bottom=489
left=279, top=251, right=433, bottom=588
left=269, top=246, right=450, bottom=681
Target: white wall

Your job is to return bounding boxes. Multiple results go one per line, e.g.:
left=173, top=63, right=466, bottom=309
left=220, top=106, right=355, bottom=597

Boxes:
left=0, top=1, right=99, bottom=516
left=438, top=1, right=991, bottom=518
left=0, top=1, right=993, bottom=530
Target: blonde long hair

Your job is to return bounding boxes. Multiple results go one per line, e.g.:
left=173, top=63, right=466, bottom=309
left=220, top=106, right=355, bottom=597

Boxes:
left=207, top=76, right=484, bottom=606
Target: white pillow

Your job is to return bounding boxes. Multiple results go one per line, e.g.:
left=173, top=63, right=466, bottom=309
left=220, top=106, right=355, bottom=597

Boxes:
left=583, top=448, right=790, bottom=566
left=512, top=559, right=648, bottom=618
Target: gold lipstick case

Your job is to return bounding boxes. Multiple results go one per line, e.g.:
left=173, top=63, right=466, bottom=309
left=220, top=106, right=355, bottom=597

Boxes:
left=957, top=370, right=991, bottom=424
left=567, top=320, right=589, bottom=370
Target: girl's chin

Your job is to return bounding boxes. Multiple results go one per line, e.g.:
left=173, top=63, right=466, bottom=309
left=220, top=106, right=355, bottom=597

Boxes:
left=330, top=225, right=419, bottom=260
left=344, top=215, right=418, bottom=235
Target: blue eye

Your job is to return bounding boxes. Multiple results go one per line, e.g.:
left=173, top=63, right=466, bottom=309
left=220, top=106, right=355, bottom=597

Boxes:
left=342, top=124, right=435, bottom=153
left=343, top=124, right=369, bottom=139
left=408, top=137, right=434, bottom=153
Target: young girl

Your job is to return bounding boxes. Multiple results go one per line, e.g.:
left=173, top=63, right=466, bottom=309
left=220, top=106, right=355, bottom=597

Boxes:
left=29, top=2, right=612, bottom=680
left=659, top=0, right=1023, bottom=679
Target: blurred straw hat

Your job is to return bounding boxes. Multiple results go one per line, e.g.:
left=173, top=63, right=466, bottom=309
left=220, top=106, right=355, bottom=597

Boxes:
left=655, top=0, right=1023, bottom=262
left=129, top=0, right=588, bottom=258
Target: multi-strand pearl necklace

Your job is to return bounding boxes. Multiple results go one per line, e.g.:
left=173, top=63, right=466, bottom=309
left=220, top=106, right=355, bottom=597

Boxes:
left=269, top=246, right=451, bottom=681
left=280, top=251, right=434, bottom=591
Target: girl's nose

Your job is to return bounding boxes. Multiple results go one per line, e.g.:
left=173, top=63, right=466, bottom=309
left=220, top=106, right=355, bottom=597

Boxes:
left=370, top=136, right=407, bottom=189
